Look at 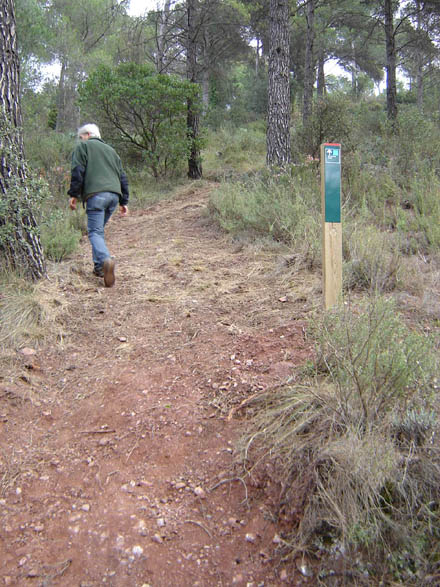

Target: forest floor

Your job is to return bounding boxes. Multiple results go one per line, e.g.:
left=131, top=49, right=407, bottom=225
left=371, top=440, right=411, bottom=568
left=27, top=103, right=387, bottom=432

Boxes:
left=0, top=182, right=320, bottom=586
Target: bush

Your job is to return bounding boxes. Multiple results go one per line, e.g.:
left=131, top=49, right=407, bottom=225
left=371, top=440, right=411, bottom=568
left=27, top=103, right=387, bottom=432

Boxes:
left=344, top=223, right=403, bottom=292
left=240, top=297, right=440, bottom=583
left=294, top=94, right=359, bottom=159
left=40, top=210, right=82, bottom=261
left=80, top=63, right=202, bottom=179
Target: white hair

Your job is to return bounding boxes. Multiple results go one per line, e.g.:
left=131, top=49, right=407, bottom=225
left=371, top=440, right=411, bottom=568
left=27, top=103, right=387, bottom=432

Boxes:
left=77, top=123, right=101, bottom=139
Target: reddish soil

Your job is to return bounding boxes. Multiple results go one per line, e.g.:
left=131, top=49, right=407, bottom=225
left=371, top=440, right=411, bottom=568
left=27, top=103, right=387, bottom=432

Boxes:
left=0, top=183, right=318, bottom=586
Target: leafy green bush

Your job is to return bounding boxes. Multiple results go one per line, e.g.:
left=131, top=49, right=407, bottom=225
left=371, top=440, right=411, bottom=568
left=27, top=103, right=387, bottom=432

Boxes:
left=241, top=297, right=440, bottom=583
left=80, top=63, right=202, bottom=179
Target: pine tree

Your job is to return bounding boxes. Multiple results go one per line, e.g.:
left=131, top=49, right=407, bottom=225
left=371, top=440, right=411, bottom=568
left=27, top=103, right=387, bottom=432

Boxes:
left=0, top=0, right=46, bottom=280
left=266, top=0, right=291, bottom=166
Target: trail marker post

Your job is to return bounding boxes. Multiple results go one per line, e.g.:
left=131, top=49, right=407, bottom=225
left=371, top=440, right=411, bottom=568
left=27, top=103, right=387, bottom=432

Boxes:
left=321, top=143, right=342, bottom=309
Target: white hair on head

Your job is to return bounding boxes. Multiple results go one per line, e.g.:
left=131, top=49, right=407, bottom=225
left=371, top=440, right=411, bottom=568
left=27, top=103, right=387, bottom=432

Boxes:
left=77, top=123, right=101, bottom=139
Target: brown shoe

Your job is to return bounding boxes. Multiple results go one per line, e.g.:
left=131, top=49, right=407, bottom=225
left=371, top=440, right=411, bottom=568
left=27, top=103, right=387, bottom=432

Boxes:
left=103, top=257, right=115, bottom=288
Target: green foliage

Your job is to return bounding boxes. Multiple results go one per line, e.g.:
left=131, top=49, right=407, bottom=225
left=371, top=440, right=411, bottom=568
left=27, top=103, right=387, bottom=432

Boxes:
left=206, top=63, right=268, bottom=129
left=203, top=123, right=266, bottom=175
left=79, top=63, right=203, bottom=179
left=40, top=209, right=82, bottom=262
left=343, top=220, right=404, bottom=293
left=209, top=164, right=321, bottom=265
left=294, top=94, right=360, bottom=159
left=0, top=114, right=49, bottom=262
left=241, top=297, right=440, bottom=582
left=24, top=130, right=74, bottom=203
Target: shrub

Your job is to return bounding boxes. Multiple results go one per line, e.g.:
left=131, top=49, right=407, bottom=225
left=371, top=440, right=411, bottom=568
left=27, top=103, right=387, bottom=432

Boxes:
left=344, top=223, right=403, bottom=292
left=209, top=166, right=321, bottom=265
left=80, top=63, right=202, bottom=179
left=240, top=297, right=440, bottom=583
left=40, top=210, right=82, bottom=262
left=294, top=94, right=359, bottom=159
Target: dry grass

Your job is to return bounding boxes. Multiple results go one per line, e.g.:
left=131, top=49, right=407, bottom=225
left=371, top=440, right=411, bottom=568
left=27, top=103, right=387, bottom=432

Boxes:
left=239, top=297, right=440, bottom=583
left=0, top=265, right=70, bottom=352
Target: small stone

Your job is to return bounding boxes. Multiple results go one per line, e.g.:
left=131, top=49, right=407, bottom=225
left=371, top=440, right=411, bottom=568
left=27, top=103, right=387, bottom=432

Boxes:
left=152, top=534, right=163, bottom=544
left=34, top=524, right=44, bottom=532
left=156, top=517, right=165, bottom=528
left=136, top=520, right=148, bottom=536
left=20, top=347, right=36, bottom=356
left=175, top=482, right=186, bottom=490
left=132, top=545, right=144, bottom=557
left=245, top=533, right=257, bottom=543
left=193, top=486, right=206, bottom=499
left=273, top=533, right=282, bottom=544
left=81, top=504, right=91, bottom=512
left=16, top=487, right=22, bottom=496
left=232, top=574, right=244, bottom=584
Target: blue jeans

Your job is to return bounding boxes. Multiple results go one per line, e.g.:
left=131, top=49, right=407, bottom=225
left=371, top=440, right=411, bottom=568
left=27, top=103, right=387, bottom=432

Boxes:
left=86, top=192, right=119, bottom=270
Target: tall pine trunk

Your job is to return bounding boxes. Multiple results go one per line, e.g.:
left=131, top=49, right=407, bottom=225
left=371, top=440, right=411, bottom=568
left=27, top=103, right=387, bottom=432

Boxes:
left=384, top=0, right=397, bottom=122
left=267, top=0, right=291, bottom=167
left=0, top=0, right=45, bottom=280
left=316, top=49, right=325, bottom=99
left=303, top=0, right=315, bottom=126
left=186, top=0, right=202, bottom=179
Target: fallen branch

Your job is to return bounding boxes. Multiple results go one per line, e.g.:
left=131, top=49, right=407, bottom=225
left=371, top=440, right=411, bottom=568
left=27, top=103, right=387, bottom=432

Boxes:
left=184, top=519, right=212, bottom=538
left=227, top=391, right=266, bottom=421
left=80, top=429, right=116, bottom=434
left=209, top=477, right=248, bottom=505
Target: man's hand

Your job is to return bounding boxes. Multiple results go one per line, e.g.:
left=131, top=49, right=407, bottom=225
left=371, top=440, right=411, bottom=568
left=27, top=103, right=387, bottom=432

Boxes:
left=69, top=197, right=77, bottom=211
left=119, top=205, right=128, bottom=217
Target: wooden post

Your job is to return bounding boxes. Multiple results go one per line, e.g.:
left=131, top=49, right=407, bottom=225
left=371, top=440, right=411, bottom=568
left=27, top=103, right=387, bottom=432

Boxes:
left=321, top=143, right=342, bottom=309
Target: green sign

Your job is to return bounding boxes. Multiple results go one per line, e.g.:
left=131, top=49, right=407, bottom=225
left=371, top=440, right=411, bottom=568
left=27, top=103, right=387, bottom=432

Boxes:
left=324, top=144, right=341, bottom=223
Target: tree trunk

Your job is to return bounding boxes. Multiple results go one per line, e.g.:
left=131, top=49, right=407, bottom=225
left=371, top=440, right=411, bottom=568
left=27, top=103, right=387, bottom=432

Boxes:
left=384, top=0, right=397, bottom=122
left=0, top=0, right=46, bottom=280
left=415, top=0, right=424, bottom=110
left=186, top=0, right=202, bottom=179
left=156, top=0, right=172, bottom=73
left=55, top=59, right=80, bottom=133
left=267, top=0, right=291, bottom=167
left=303, top=0, right=315, bottom=126
left=255, top=36, right=260, bottom=76
left=316, top=48, right=325, bottom=99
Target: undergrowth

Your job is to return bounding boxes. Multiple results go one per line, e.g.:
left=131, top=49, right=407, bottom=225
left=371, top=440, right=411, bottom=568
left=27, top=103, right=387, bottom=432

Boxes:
left=240, top=297, right=440, bottom=584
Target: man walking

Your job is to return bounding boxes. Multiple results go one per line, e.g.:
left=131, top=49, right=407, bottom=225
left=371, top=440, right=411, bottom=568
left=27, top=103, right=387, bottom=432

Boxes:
left=68, top=123, right=129, bottom=287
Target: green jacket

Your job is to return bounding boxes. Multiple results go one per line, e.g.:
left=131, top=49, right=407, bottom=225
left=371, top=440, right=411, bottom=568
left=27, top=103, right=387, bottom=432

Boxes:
left=68, top=138, right=129, bottom=205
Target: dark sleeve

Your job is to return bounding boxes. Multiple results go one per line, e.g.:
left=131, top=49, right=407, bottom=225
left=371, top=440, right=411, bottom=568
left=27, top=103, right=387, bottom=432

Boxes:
left=68, top=144, right=87, bottom=199
left=120, top=172, right=129, bottom=206
left=68, top=165, right=85, bottom=198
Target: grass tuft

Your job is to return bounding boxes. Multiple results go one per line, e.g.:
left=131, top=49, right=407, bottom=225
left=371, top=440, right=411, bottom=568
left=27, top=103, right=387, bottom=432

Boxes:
left=240, top=297, right=440, bottom=583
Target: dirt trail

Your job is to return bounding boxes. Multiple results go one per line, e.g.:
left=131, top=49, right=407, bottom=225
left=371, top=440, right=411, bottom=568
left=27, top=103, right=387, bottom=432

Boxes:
left=0, top=183, right=317, bottom=586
